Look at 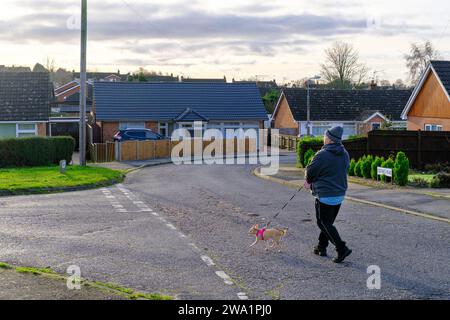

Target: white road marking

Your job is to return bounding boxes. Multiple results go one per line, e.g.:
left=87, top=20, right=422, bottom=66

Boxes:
left=201, top=255, right=215, bottom=266
left=151, top=212, right=159, bottom=216
left=189, top=243, right=201, bottom=251
left=166, top=223, right=177, bottom=230
left=237, top=292, right=249, bottom=300
left=215, top=271, right=234, bottom=285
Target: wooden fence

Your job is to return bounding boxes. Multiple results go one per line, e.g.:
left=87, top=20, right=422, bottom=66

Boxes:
left=89, top=142, right=115, bottom=163
left=354, top=130, right=450, bottom=169
left=112, top=138, right=258, bottom=162
left=273, top=130, right=450, bottom=168
left=274, top=134, right=298, bottom=151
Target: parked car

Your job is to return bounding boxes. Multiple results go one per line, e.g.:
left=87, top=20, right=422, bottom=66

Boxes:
left=113, top=129, right=164, bottom=141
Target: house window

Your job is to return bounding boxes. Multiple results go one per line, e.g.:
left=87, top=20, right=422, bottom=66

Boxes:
left=371, top=122, right=381, bottom=130
left=343, top=124, right=356, bottom=137
left=0, top=123, right=17, bottom=138
left=311, top=125, right=331, bottom=137
left=17, top=123, right=37, bottom=138
left=158, top=122, right=169, bottom=137
left=424, top=124, right=443, bottom=131
left=119, top=122, right=145, bottom=130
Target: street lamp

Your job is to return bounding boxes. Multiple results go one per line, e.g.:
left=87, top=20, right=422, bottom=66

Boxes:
left=306, top=75, right=321, bottom=136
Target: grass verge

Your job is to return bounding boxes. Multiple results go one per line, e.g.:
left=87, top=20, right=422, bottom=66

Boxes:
left=0, top=262, right=172, bottom=300
left=0, top=165, right=124, bottom=195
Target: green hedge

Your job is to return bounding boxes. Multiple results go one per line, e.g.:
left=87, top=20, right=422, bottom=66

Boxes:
left=371, top=157, right=384, bottom=180
left=361, top=155, right=373, bottom=179
left=348, top=159, right=356, bottom=176
left=0, top=136, right=75, bottom=168
left=296, top=137, right=323, bottom=168
left=303, top=149, right=316, bottom=167
left=431, top=173, right=450, bottom=188
left=393, top=152, right=409, bottom=186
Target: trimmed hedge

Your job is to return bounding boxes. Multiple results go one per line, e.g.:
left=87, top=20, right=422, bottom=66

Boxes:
left=394, top=152, right=409, bottom=186
left=296, top=136, right=323, bottom=168
left=354, top=158, right=363, bottom=177
left=348, top=159, right=356, bottom=176
left=303, top=148, right=316, bottom=167
left=431, top=173, right=450, bottom=188
left=0, top=136, right=75, bottom=168
left=380, top=158, right=395, bottom=182
left=371, top=156, right=384, bottom=180
left=361, top=155, right=373, bottom=179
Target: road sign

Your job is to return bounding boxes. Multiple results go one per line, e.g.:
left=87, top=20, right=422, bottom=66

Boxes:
left=377, top=166, right=393, bottom=184
left=377, top=167, right=392, bottom=177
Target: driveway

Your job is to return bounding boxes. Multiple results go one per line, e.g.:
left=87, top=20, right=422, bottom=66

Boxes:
left=0, top=163, right=449, bottom=299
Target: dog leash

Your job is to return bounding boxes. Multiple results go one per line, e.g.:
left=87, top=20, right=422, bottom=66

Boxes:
left=265, top=185, right=304, bottom=228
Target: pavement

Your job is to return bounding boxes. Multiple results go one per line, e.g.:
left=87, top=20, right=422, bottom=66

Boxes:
left=263, top=162, right=450, bottom=222
left=0, top=153, right=449, bottom=299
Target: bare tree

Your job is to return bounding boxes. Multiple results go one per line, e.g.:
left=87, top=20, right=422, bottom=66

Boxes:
left=320, top=41, right=369, bottom=89
left=45, top=57, right=56, bottom=73
left=405, top=41, right=439, bottom=85
left=393, top=79, right=407, bottom=89
left=379, top=79, right=391, bottom=87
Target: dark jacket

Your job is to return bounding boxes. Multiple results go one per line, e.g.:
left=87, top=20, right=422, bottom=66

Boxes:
left=305, top=143, right=350, bottom=198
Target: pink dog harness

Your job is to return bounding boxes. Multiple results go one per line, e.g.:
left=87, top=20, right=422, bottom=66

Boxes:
left=256, top=228, right=266, bottom=240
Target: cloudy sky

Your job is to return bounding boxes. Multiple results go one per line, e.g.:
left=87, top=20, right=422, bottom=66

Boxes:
left=1, top=0, right=449, bottom=83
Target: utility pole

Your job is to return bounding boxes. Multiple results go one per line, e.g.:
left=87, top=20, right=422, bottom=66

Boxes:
left=306, top=75, right=321, bottom=136
left=79, top=0, right=87, bottom=166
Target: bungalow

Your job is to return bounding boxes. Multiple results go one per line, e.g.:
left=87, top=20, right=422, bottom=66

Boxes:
left=401, top=60, right=450, bottom=131
left=0, top=72, right=53, bottom=138
left=272, top=88, right=412, bottom=138
left=92, top=82, right=267, bottom=142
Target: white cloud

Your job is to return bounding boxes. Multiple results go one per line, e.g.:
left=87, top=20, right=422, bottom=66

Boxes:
left=0, top=0, right=448, bottom=82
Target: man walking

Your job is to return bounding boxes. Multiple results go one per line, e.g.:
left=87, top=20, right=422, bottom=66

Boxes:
left=304, top=126, right=352, bottom=263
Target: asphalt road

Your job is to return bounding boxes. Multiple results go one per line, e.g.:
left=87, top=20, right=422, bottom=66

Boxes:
left=0, top=162, right=449, bottom=299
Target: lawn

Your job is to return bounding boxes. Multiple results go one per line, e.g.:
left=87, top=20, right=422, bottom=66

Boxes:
left=408, top=173, right=435, bottom=183
left=0, top=165, right=123, bottom=193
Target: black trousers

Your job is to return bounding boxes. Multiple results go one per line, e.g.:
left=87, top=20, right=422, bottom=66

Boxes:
left=315, top=199, right=346, bottom=252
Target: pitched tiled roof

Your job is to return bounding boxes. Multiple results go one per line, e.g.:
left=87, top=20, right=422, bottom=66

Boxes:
left=0, top=65, right=32, bottom=72
left=174, top=108, right=209, bottom=121
left=73, top=72, right=128, bottom=81
left=0, top=72, right=53, bottom=121
left=282, top=88, right=412, bottom=122
left=180, top=76, right=226, bottom=83
left=431, top=60, right=450, bottom=95
left=94, top=82, right=267, bottom=122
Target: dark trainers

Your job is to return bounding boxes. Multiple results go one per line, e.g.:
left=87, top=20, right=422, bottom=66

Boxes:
left=333, top=247, right=352, bottom=263
left=313, top=246, right=327, bottom=257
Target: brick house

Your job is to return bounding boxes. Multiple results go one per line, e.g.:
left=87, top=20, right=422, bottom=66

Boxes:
left=401, top=60, right=450, bottom=131
left=272, top=88, right=412, bottom=138
left=0, top=72, right=53, bottom=138
left=92, top=82, right=267, bottom=142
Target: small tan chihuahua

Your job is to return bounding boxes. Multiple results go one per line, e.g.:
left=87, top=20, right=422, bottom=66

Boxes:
left=248, top=224, right=288, bottom=252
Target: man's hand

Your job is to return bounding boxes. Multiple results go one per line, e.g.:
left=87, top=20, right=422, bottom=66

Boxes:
left=303, top=181, right=311, bottom=190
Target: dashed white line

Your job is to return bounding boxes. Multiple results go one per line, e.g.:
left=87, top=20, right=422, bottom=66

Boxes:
left=237, top=292, right=249, bottom=300
left=166, top=223, right=177, bottom=230
left=215, top=271, right=234, bottom=285
left=107, top=186, right=248, bottom=299
left=201, top=255, right=216, bottom=266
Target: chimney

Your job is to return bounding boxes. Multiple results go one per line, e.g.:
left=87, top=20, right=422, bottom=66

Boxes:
left=369, top=80, right=377, bottom=90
